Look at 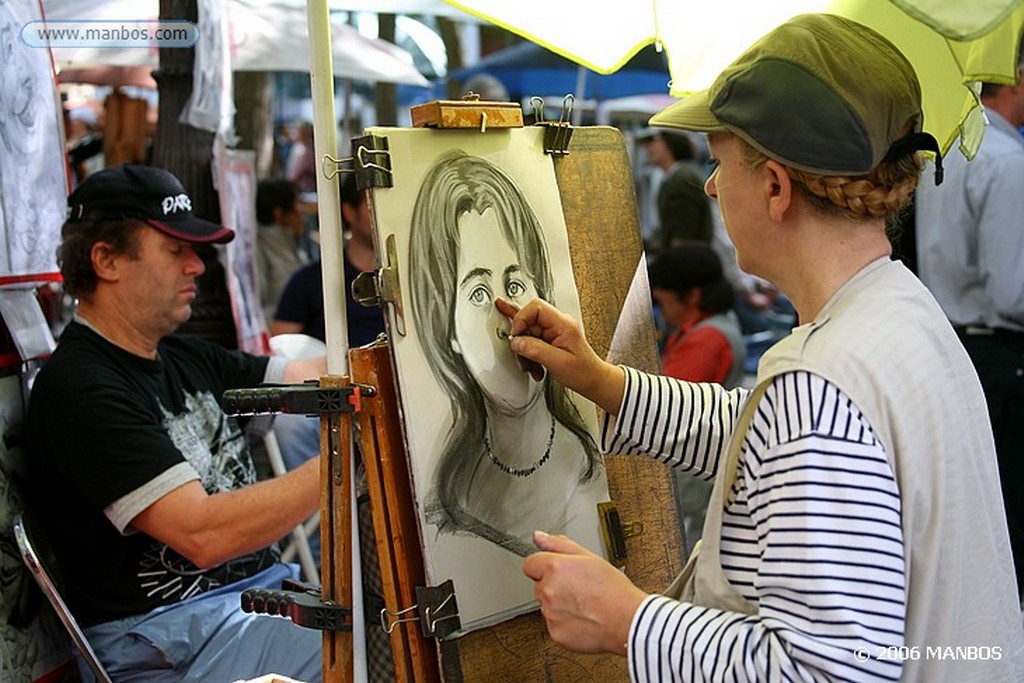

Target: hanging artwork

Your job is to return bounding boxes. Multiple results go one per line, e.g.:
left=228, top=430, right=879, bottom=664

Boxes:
left=181, top=0, right=234, bottom=139
left=366, top=125, right=612, bottom=632
left=0, top=0, right=67, bottom=280
left=215, top=145, right=268, bottom=355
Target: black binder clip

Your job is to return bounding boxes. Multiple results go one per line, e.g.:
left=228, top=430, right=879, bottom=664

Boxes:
left=533, top=94, right=574, bottom=156
left=351, top=134, right=393, bottom=190
left=378, top=579, right=461, bottom=640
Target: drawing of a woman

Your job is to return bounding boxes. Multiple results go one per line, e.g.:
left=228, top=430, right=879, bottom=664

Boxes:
left=408, top=150, right=604, bottom=556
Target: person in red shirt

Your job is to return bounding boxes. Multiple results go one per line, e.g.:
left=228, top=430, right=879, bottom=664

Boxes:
left=649, top=241, right=747, bottom=388
left=649, top=241, right=748, bottom=553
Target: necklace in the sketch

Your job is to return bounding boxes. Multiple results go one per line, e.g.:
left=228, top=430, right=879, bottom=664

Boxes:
left=484, top=415, right=556, bottom=478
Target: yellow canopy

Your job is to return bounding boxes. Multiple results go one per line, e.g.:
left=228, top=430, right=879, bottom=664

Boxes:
left=445, top=0, right=1024, bottom=158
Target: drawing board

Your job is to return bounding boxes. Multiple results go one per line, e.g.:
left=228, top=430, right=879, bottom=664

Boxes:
left=365, top=125, right=612, bottom=633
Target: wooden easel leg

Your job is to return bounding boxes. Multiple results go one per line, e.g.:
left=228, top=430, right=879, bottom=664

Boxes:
left=320, top=375, right=354, bottom=683
left=351, top=344, right=442, bottom=683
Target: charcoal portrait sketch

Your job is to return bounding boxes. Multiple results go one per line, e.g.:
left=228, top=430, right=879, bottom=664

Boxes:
left=409, top=150, right=603, bottom=556
left=366, top=126, right=611, bottom=631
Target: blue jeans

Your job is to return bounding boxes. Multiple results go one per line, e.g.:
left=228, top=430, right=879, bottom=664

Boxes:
left=83, top=563, right=322, bottom=683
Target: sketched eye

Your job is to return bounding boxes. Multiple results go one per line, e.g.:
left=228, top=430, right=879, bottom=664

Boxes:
left=468, top=284, right=490, bottom=307
left=506, top=279, right=526, bottom=299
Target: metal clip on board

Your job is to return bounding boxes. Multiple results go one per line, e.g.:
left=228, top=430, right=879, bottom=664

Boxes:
left=378, top=579, right=461, bottom=641
left=598, top=501, right=644, bottom=568
left=532, top=93, right=575, bottom=156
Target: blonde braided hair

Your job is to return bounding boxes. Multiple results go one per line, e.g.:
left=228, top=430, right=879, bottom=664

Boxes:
left=738, top=139, right=923, bottom=221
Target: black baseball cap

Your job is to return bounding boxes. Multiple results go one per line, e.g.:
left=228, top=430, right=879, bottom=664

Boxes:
left=67, top=165, right=234, bottom=244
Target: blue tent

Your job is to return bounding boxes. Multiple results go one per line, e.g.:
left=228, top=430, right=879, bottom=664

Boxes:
left=450, top=41, right=670, bottom=102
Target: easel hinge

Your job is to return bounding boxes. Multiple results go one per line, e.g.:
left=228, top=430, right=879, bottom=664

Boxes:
left=351, top=234, right=405, bottom=337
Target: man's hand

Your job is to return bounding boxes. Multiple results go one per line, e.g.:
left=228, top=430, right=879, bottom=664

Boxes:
left=523, top=530, right=648, bottom=655
left=495, top=298, right=625, bottom=416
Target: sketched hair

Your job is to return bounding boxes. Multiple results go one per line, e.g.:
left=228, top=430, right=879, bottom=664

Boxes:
left=408, top=150, right=600, bottom=550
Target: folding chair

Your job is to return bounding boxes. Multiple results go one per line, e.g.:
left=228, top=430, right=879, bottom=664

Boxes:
left=13, top=511, right=113, bottom=683
left=241, top=412, right=319, bottom=584
left=263, top=425, right=320, bottom=583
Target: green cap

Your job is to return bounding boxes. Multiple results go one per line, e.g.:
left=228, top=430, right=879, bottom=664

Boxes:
left=650, top=13, right=938, bottom=177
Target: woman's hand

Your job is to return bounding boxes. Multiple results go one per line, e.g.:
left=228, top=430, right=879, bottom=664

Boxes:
left=495, top=298, right=625, bottom=415
left=523, top=530, right=648, bottom=655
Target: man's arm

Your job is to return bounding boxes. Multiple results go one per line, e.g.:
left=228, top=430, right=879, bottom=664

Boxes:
left=131, top=455, right=319, bottom=569
left=283, top=356, right=327, bottom=383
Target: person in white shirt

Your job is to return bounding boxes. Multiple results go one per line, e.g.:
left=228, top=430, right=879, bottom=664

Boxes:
left=915, top=47, right=1024, bottom=602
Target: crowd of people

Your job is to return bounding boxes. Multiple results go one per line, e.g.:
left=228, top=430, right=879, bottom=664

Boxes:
left=9, top=11, right=1024, bottom=683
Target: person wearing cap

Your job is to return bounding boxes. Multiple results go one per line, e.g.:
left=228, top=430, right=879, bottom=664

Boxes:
left=914, top=41, right=1024, bottom=604
left=25, top=165, right=326, bottom=682
left=502, top=13, right=1023, bottom=682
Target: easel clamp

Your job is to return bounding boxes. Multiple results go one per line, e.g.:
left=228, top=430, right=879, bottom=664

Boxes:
left=221, top=382, right=374, bottom=417
left=351, top=234, right=406, bottom=337
left=599, top=501, right=643, bottom=568
left=240, top=580, right=352, bottom=633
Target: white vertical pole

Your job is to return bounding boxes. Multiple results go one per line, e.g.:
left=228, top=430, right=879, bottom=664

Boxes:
left=304, top=2, right=368, bottom=681
left=306, top=0, right=347, bottom=375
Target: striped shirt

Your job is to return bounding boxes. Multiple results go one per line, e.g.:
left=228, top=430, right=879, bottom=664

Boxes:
left=605, top=367, right=906, bottom=682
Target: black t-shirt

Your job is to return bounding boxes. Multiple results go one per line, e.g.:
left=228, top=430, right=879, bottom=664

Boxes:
left=26, top=321, right=274, bottom=626
left=273, top=255, right=385, bottom=346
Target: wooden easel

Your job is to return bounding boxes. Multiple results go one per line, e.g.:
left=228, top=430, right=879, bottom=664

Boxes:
left=319, top=373, right=357, bottom=682
left=313, top=99, right=686, bottom=682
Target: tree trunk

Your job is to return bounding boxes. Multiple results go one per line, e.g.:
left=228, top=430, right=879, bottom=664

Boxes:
left=234, top=71, right=274, bottom=179
left=374, top=14, right=398, bottom=126
left=439, top=17, right=465, bottom=100
left=152, top=0, right=237, bottom=348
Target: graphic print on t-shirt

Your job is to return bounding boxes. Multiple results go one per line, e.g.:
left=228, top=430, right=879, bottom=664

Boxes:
left=138, top=389, right=273, bottom=601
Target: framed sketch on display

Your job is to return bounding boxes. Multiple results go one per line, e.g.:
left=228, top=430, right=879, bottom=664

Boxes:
left=365, top=125, right=612, bottom=633
left=0, top=0, right=67, bottom=281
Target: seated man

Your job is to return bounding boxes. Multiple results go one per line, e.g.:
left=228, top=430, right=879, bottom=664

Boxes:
left=25, top=165, right=325, bottom=683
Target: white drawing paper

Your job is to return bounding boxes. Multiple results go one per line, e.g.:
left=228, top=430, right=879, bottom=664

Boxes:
left=366, top=126, right=611, bottom=632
